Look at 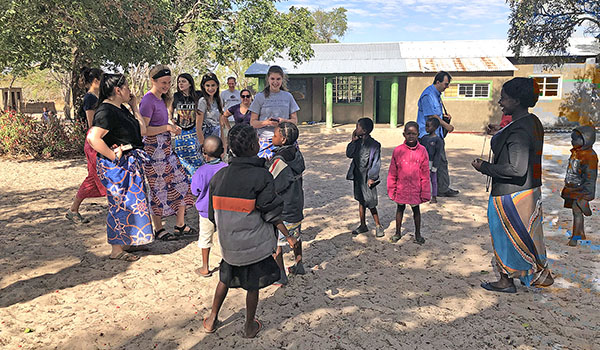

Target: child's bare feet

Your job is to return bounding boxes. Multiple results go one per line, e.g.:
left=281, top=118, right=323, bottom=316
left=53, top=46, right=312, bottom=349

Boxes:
left=567, top=239, right=578, bottom=247
left=243, top=319, right=262, bottom=338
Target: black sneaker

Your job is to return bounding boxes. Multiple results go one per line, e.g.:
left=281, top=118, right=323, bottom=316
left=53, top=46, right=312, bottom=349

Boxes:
left=352, top=225, right=369, bottom=235
left=439, top=189, right=459, bottom=197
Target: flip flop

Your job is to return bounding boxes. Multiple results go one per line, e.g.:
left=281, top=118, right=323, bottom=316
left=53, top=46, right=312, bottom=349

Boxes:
left=203, top=318, right=219, bottom=333
left=109, top=252, right=139, bottom=262
left=194, top=268, right=213, bottom=278
left=242, top=319, right=262, bottom=338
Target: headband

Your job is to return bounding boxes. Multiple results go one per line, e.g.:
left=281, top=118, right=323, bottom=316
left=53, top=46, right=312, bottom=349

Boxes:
left=152, top=69, right=171, bottom=79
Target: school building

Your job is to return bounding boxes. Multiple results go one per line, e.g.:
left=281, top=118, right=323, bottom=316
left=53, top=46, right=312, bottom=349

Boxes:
left=245, top=38, right=600, bottom=131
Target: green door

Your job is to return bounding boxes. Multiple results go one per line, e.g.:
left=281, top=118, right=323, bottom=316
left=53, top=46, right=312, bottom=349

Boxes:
left=375, top=80, right=391, bottom=123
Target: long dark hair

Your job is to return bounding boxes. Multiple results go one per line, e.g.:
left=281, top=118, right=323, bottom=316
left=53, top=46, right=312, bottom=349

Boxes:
left=80, top=66, right=103, bottom=89
left=176, top=73, right=198, bottom=103
left=96, top=73, right=127, bottom=108
left=200, top=72, right=223, bottom=114
left=262, top=65, right=288, bottom=98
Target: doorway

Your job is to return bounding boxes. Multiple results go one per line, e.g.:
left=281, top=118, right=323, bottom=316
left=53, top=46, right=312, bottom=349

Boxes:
left=375, top=80, right=391, bottom=123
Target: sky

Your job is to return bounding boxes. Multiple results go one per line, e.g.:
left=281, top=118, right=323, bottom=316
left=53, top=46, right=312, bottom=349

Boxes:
left=277, top=0, right=512, bottom=43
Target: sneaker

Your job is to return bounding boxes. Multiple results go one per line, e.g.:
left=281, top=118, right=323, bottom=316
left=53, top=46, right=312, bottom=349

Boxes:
left=375, top=226, right=385, bottom=237
left=352, top=225, right=369, bottom=235
left=65, top=210, right=89, bottom=224
left=438, top=189, right=459, bottom=197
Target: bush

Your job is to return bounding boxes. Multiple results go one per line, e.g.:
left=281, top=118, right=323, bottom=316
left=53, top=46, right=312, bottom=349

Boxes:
left=0, top=111, right=87, bottom=158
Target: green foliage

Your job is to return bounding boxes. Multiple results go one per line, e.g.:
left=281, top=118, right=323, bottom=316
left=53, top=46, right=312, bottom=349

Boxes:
left=507, top=0, right=600, bottom=59
left=559, top=64, right=600, bottom=126
left=0, top=111, right=86, bottom=158
left=0, top=0, right=175, bottom=75
left=312, top=7, right=348, bottom=43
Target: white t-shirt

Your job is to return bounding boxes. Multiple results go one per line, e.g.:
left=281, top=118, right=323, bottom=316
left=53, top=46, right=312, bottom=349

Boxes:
left=221, top=89, right=241, bottom=122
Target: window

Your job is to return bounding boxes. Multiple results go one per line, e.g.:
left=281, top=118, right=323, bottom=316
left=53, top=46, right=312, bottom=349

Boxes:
left=332, top=76, right=362, bottom=103
left=443, top=82, right=491, bottom=99
left=532, top=76, right=560, bottom=98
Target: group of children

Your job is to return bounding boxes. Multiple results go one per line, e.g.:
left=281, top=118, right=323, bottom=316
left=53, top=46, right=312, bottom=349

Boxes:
left=347, top=117, right=598, bottom=248
left=191, top=121, right=305, bottom=338
left=194, top=111, right=596, bottom=338
left=347, top=117, right=442, bottom=244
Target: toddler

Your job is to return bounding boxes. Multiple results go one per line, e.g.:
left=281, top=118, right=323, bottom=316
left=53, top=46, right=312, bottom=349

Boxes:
left=561, top=126, right=598, bottom=246
left=420, top=117, right=444, bottom=203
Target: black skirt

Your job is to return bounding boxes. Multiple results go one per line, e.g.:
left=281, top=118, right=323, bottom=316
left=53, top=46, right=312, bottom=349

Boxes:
left=219, top=256, right=280, bottom=291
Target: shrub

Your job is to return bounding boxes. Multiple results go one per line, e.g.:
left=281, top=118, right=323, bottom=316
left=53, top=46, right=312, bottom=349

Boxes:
left=0, top=111, right=87, bottom=158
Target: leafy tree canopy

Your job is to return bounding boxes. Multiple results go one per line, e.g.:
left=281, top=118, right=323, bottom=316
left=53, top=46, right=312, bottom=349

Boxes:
left=507, top=0, right=600, bottom=58
left=312, top=7, right=347, bottom=43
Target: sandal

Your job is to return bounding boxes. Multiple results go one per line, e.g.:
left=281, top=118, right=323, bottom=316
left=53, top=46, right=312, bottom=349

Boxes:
left=155, top=228, right=179, bottom=241
left=125, top=245, right=150, bottom=253
left=65, top=210, right=90, bottom=224
left=174, top=224, right=198, bottom=238
left=109, top=251, right=140, bottom=262
left=203, top=317, right=219, bottom=333
left=242, top=319, right=262, bottom=339
left=194, top=268, right=213, bottom=278
left=414, top=236, right=426, bottom=245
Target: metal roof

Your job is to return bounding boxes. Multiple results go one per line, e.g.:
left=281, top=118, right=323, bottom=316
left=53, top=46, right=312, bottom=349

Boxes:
left=245, top=38, right=600, bottom=76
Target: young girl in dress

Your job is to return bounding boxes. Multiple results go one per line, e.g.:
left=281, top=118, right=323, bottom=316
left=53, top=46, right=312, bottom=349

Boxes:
left=65, top=67, right=106, bottom=223
left=197, top=73, right=224, bottom=145
left=203, top=124, right=297, bottom=338
left=249, top=65, right=299, bottom=159
left=387, top=121, right=431, bottom=244
left=139, top=64, right=196, bottom=241
left=169, top=73, right=204, bottom=178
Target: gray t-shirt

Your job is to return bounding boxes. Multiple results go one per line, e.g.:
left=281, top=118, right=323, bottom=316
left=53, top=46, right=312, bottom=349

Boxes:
left=221, top=89, right=241, bottom=110
left=198, top=97, right=221, bottom=128
left=249, top=90, right=300, bottom=139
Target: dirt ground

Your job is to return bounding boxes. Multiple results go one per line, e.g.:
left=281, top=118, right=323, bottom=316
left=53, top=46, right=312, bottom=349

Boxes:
left=0, top=128, right=598, bottom=350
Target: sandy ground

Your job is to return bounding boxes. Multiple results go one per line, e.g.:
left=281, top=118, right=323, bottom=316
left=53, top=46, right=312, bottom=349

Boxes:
left=0, top=129, right=599, bottom=350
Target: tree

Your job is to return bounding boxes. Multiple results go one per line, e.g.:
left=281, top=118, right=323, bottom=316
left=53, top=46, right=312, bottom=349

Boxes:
left=312, top=8, right=348, bottom=43
left=507, top=0, right=600, bottom=58
left=558, top=63, right=600, bottom=125
left=0, top=0, right=175, bottom=117
left=0, top=1, right=315, bottom=117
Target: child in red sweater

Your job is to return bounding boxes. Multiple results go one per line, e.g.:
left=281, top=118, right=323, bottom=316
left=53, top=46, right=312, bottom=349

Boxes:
left=387, top=121, right=431, bottom=244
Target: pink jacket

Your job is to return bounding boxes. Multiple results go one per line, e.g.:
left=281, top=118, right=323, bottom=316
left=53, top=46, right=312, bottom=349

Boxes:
left=387, top=142, right=431, bottom=205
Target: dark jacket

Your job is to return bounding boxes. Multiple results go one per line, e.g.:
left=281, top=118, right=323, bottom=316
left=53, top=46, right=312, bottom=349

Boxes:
left=480, top=114, right=544, bottom=196
left=346, top=136, right=381, bottom=182
left=419, top=133, right=443, bottom=170
left=208, top=156, right=282, bottom=266
left=561, top=126, right=598, bottom=201
left=266, top=145, right=305, bottom=223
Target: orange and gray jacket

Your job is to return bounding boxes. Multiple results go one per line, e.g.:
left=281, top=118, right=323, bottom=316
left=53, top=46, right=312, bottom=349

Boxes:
left=266, top=145, right=305, bottom=223
left=208, top=156, right=282, bottom=266
left=562, top=126, right=598, bottom=201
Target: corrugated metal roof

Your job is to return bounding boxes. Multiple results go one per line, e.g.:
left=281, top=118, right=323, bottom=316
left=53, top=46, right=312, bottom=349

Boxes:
left=245, top=38, right=599, bottom=76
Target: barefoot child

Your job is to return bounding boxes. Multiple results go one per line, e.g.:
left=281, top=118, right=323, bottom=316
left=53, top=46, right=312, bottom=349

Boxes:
left=419, top=118, right=444, bottom=203
left=561, top=126, right=598, bottom=246
left=388, top=121, right=431, bottom=244
left=346, top=118, right=384, bottom=237
left=267, top=122, right=306, bottom=284
left=203, top=124, right=297, bottom=338
left=190, top=136, right=227, bottom=277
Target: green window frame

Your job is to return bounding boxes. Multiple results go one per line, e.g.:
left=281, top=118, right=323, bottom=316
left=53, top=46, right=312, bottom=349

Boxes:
left=442, top=80, right=493, bottom=100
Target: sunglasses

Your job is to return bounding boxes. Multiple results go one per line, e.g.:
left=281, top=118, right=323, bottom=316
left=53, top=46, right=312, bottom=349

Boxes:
left=241, top=95, right=251, bottom=98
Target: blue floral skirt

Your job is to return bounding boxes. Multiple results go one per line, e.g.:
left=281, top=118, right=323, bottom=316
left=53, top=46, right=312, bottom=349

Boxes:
left=96, top=150, right=154, bottom=246
left=173, top=127, right=204, bottom=178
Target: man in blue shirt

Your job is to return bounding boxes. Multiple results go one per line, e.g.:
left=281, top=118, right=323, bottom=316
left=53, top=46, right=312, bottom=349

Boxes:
left=417, top=71, right=459, bottom=197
